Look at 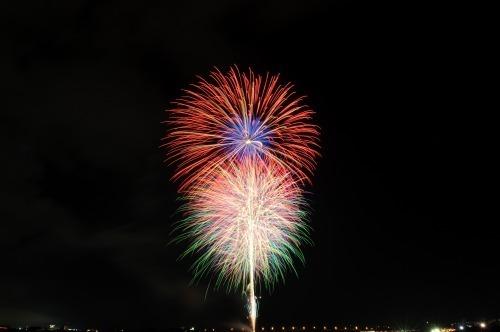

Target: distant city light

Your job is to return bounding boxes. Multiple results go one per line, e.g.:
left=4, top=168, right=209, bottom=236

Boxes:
left=479, top=323, right=486, bottom=329
left=431, top=328, right=441, bottom=332
left=459, top=326, right=464, bottom=331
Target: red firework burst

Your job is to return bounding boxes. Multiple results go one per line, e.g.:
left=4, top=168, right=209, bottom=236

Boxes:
left=163, top=66, right=320, bottom=191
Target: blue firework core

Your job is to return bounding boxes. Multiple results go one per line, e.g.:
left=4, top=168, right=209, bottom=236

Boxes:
left=228, top=117, right=269, bottom=158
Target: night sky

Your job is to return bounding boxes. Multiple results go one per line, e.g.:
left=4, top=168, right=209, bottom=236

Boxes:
left=1, top=0, right=495, bottom=329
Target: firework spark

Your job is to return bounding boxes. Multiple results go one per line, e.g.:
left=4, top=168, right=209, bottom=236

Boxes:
left=164, top=67, right=319, bottom=331
left=176, top=158, right=310, bottom=290
left=163, top=67, right=319, bottom=192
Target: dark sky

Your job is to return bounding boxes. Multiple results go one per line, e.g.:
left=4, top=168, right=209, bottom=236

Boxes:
left=1, top=0, right=495, bottom=329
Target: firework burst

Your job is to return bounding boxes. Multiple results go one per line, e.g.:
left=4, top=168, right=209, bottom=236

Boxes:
left=175, top=158, right=310, bottom=290
left=164, top=67, right=319, bottom=331
left=163, top=67, right=320, bottom=191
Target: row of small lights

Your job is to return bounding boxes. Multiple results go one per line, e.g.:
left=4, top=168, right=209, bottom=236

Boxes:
left=200, top=324, right=491, bottom=332
left=200, top=327, right=390, bottom=332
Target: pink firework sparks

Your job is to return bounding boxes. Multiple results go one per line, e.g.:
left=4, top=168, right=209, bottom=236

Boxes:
left=178, top=157, right=310, bottom=291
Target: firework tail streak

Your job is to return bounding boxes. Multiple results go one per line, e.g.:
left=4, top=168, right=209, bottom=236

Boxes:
left=163, top=67, right=319, bottom=332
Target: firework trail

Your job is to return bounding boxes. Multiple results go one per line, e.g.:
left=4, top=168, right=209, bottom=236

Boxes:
left=164, top=67, right=319, bottom=331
